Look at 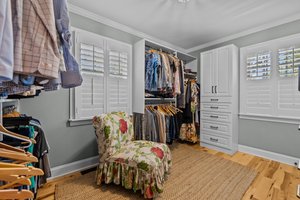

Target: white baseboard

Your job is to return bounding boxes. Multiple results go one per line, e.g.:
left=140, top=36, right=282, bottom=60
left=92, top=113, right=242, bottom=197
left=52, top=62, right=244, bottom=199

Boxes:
left=238, top=145, right=299, bottom=167
left=49, top=156, right=99, bottom=180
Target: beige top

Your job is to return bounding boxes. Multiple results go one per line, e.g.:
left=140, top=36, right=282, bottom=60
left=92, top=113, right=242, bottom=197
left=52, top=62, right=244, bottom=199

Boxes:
left=14, top=0, right=60, bottom=79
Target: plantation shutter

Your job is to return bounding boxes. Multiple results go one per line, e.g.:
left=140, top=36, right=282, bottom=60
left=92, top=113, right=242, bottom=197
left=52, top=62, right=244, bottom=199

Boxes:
left=74, top=31, right=106, bottom=119
left=106, top=39, right=131, bottom=113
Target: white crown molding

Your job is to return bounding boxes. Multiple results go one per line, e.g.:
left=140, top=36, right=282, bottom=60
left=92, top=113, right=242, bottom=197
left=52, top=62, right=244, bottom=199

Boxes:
left=68, top=3, right=188, bottom=53
left=238, top=145, right=298, bottom=167
left=187, top=13, right=300, bottom=53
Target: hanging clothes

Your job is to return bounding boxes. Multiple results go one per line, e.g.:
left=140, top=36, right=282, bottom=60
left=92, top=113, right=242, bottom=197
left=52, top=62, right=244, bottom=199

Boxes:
left=133, top=105, right=181, bottom=144
left=0, top=0, right=14, bottom=81
left=180, top=77, right=199, bottom=143
left=145, top=49, right=184, bottom=98
left=53, top=0, right=83, bottom=88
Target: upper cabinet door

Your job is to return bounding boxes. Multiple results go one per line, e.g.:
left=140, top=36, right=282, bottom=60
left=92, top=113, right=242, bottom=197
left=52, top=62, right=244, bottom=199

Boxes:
left=215, top=47, right=232, bottom=96
left=201, top=51, right=215, bottom=96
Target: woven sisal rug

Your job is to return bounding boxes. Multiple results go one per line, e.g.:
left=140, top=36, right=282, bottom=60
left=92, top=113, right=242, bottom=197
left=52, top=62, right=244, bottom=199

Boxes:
left=55, top=144, right=257, bottom=200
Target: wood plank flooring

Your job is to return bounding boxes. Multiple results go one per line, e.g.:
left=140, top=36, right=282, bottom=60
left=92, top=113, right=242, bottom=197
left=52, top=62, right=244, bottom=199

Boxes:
left=37, top=144, right=300, bottom=200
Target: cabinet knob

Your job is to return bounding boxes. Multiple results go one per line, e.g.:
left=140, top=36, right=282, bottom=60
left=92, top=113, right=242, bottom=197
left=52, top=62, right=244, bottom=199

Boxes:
left=210, top=106, right=219, bottom=109
left=210, top=137, right=218, bottom=142
left=210, top=126, right=219, bottom=130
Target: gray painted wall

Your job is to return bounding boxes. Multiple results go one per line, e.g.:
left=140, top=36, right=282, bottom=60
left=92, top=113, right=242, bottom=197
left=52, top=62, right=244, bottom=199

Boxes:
left=190, top=19, right=300, bottom=158
left=20, top=13, right=140, bottom=168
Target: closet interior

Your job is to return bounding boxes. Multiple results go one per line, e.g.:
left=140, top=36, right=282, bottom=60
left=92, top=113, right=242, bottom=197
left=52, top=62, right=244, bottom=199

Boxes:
left=133, top=40, right=199, bottom=144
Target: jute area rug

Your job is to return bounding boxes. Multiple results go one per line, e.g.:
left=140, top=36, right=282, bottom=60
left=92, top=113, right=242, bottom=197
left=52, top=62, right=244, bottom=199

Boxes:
left=55, top=144, right=257, bottom=200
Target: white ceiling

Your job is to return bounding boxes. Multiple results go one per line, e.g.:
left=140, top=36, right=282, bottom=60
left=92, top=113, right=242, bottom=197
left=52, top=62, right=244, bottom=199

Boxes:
left=68, top=0, right=300, bottom=50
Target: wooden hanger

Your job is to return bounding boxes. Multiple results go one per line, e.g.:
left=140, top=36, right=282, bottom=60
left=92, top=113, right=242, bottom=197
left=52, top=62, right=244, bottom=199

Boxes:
left=0, top=148, right=38, bottom=163
left=0, top=189, right=34, bottom=200
left=0, top=175, right=31, bottom=189
left=0, top=142, right=25, bottom=153
left=0, top=162, right=25, bottom=168
left=0, top=124, right=36, bottom=145
left=0, top=166, right=44, bottom=176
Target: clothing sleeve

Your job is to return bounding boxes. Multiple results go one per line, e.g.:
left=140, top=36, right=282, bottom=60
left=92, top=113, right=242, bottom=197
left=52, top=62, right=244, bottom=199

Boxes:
left=0, top=0, right=14, bottom=81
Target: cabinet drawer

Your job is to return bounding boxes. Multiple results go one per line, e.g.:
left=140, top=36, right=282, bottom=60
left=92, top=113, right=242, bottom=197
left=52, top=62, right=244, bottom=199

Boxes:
left=201, top=103, right=232, bottom=113
left=201, top=96, right=232, bottom=103
left=201, top=120, right=231, bottom=136
left=201, top=112, right=232, bottom=123
left=201, top=133, right=231, bottom=149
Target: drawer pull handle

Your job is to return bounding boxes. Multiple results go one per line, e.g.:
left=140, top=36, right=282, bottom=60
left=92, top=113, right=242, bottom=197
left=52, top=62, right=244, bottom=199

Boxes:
left=210, top=115, right=219, bottom=118
left=210, top=137, right=219, bottom=142
left=211, top=99, right=219, bottom=102
left=210, top=126, right=219, bottom=130
left=210, top=106, right=219, bottom=109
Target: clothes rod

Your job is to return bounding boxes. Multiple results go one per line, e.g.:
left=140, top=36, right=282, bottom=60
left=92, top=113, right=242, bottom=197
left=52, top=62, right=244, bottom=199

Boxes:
left=145, top=98, right=176, bottom=101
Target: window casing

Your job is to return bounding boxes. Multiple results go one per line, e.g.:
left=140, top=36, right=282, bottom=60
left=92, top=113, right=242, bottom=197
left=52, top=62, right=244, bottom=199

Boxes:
left=240, top=33, right=300, bottom=124
left=70, top=29, right=132, bottom=123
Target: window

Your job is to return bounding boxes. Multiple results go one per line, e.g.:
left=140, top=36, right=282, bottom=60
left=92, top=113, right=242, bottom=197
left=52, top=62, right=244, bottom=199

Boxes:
left=246, top=51, right=271, bottom=80
left=240, top=33, right=300, bottom=124
left=69, top=29, right=132, bottom=124
left=278, top=47, right=300, bottom=77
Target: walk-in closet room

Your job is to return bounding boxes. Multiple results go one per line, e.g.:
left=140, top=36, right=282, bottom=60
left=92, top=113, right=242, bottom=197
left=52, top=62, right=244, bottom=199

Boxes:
left=0, top=0, right=300, bottom=199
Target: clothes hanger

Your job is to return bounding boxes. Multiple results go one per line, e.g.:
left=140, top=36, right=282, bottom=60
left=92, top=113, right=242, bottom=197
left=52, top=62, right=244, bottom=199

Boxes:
left=0, top=148, right=38, bottom=163
left=0, top=189, right=34, bottom=200
left=0, top=162, right=25, bottom=168
left=0, top=124, right=36, bottom=148
left=0, top=166, right=44, bottom=176
left=0, top=175, right=31, bottom=189
left=0, top=142, right=25, bottom=153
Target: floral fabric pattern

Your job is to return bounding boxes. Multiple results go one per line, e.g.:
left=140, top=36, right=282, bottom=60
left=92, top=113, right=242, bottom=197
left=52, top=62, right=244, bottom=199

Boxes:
left=93, top=112, right=172, bottom=199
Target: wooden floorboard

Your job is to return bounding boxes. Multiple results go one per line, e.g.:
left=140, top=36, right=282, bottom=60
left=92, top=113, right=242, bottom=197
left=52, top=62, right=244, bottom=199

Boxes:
left=37, top=143, right=300, bottom=200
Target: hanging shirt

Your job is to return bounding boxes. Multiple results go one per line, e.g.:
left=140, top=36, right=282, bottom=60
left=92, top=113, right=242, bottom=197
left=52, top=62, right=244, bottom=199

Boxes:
left=0, top=0, right=14, bottom=81
left=14, top=0, right=60, bottom=79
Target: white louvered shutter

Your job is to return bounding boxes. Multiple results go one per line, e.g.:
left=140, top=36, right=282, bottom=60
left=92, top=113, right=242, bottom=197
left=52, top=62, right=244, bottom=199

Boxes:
left=74, top=31, right=106, bottom=119
left=277, top=46, right=300, bottom=117
left=106, top=39, right=131, bottom=113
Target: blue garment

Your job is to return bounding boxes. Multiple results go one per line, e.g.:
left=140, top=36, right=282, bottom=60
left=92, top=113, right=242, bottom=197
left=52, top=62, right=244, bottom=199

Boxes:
left=53, top=0, right=82, bottom=88
left=145, top=53, right=161, bottom=91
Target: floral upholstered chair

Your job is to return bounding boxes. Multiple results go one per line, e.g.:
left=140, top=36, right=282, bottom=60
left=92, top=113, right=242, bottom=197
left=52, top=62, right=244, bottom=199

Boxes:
left=92, top=112, right=172, bottom=199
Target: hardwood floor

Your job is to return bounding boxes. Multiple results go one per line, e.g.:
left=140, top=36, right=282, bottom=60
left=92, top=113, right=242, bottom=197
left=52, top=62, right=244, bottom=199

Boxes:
left=37, top=144, right=300, bottom=200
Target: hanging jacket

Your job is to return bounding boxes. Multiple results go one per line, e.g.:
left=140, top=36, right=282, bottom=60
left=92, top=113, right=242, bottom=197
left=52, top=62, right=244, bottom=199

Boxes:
left=53, top=0, right=83, bottom=88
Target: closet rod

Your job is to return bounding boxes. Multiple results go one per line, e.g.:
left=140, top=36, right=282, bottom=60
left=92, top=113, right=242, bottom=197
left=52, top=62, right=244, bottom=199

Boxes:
left=145, top=45, right=176, bottom=55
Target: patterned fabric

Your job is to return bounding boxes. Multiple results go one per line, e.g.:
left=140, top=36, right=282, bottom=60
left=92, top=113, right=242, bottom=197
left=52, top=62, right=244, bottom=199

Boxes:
left=93, top=112, right=172, bottom=199
left=15, top=0, right=60, bottom=79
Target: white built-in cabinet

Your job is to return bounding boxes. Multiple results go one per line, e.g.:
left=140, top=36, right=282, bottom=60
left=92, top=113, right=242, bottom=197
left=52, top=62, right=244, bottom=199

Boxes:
left=200, top=44, right=238, bottom=155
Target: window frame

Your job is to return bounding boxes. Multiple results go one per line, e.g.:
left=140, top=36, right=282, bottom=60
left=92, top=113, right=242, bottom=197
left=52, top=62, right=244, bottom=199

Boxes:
left=69, top=28, right=132, bottom=126
left=240, top=33, right=300, bottom=125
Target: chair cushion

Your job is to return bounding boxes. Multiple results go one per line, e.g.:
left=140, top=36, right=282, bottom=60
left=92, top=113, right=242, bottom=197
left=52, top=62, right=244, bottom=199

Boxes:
left=108, top=140, right=171, bottom=173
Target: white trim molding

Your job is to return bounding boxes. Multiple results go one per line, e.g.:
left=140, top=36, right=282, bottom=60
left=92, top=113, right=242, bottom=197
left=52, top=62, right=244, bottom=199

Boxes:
left=239, top=114, right=300, bottom=125
left=68, top=3, right=187, bottom=54
left=238, top=145, right=299, bottom=167
left=49, top=156, right=99, bottom=180
left=187, top=13, right=300, bottom=53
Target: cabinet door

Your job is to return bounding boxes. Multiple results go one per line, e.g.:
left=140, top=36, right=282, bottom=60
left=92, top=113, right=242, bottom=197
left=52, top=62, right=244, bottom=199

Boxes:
left=215, top=47, right=232, bottom=96
left=201, top=51, right=215, bottom=96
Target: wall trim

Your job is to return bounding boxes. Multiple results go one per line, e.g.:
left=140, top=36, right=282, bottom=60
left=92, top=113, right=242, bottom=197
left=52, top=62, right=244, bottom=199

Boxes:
left=68, top=3, right=187, bottom=53
left=238, top=145, right=299, bottom=167
left=49, top=156, right=99, bottom=180
left=239, top=114, right=300, bottom=125
left=187, top=13, right=300, bottom=53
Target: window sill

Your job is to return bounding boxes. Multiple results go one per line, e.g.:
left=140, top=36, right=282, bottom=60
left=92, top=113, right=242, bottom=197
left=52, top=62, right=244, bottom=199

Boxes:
left=239, top=113, right=300, bottom=125
left=68, top=118, right=93, bottom=127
